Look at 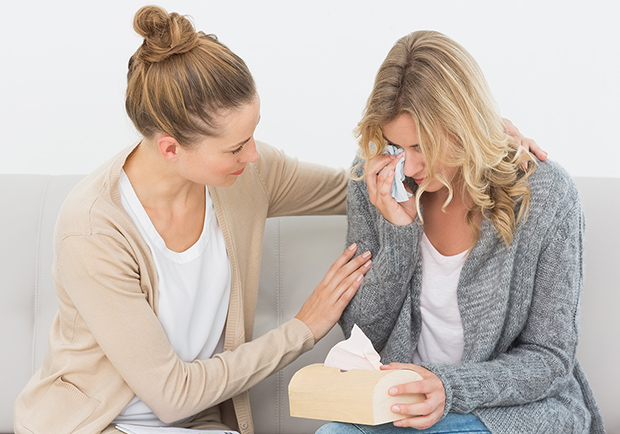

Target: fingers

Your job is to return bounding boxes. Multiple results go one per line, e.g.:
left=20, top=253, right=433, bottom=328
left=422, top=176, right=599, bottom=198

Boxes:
left=375, top=158, right=401, bottom=200
left=326, top=249, right=372, bottom=306
left=324, top=245, right=372, bottom=298
left=524, top=139, right=548, bottom=161
left=518, top=138, right=547, bottom=171
left=365, top=153, right=401, bottom=197
left=390, top=376, right=434, bottom=396
left=322, top=243, right=371, bottom=286
left=330, top=256, right=371, bottom=309
left=295, top=246, right=372, bottom=342
left=380, top=362, right=414, bottom=371
left=502, top=117, right=548, bottom=161
left=386, top=364, right=441, bottom=395
left=320, top=242, right=359, bottom=282
left=365, top=154, right=416, bottom=226
left=502, top=117, right=525, bottom=142
left=390, top=380, right=445, bottom=429
left=381, top=364, right=446, bottom=430
left=365, top=153, right=395, bottom=176
left=364, top=155, right=387, bottom=195
left=393, top=406, right=444, bottom=430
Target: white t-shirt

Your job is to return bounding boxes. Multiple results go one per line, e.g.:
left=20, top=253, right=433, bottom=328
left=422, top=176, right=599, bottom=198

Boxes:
left=113, top=171, right=231, bottom=425
left=412, top=233, right=467, bottom=366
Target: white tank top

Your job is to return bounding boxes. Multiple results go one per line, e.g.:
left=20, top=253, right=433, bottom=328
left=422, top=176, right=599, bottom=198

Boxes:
left=113, top=171, right=231, bottom=425
left=412, top=233, right=466, bottom=366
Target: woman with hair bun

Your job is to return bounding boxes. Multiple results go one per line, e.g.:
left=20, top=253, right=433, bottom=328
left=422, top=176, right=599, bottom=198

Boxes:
left=14, top=6, right=371, bottom=433
left=317, top=31, right=604, bottom=434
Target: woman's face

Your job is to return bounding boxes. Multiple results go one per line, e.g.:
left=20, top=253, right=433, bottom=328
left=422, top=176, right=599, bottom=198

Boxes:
left=381, top=114, right=454, bottom=193
left=177, top=96, right=261, bottom=187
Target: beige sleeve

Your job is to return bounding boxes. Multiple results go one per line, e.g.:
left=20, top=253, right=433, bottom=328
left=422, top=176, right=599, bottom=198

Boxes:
left=54, top=233, right=315, bottom=424
left=252, top=141, right=348, bottom=218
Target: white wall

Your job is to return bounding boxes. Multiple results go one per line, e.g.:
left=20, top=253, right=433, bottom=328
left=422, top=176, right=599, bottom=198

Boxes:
left=1, top=0, right=618, bottom=178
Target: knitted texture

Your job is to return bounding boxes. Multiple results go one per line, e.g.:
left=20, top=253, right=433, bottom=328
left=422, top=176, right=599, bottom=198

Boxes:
left=341, top=159, right=605, bottom=433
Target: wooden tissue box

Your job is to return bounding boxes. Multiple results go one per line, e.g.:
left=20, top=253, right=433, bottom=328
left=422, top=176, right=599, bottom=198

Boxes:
left=288, top=363, right=424, bottom=425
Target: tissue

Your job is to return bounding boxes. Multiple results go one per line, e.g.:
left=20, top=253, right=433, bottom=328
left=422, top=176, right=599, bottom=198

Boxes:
left=384, top=145, right=413, bottom=203
left=324, top=324, right=382, bottom=371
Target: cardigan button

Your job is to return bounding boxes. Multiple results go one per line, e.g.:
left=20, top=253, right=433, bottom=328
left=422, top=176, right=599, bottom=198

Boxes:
left=240, top=421, right=249, bottom=430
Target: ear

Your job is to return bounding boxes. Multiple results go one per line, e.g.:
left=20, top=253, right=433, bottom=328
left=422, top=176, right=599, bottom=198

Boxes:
left=156, top=135, right=182, bottom=161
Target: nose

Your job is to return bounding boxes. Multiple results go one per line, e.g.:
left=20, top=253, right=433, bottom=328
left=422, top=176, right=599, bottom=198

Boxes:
left=240, top=138, right=259, bottom=163
left=403, top=151, right=425, bottom=178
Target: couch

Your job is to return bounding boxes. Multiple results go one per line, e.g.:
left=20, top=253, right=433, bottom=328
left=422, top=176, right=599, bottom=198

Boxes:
left=0, top=174, right=618, bottom=434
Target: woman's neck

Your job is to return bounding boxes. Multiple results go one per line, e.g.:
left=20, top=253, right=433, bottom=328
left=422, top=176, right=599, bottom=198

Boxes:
left=123, top=140, right=204, bottom=209
left=420, top=187, right=481, bottom=256
left=123, top=140, right=206, bottom=252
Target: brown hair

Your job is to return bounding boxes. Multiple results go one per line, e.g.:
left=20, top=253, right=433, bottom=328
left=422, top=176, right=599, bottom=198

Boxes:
left=355, top=31, right=534, bottom=246
left=125, top=5, right=256, bottom=146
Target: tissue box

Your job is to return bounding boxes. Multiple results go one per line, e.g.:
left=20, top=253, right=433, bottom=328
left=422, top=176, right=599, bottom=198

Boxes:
left=288, top=364, right=424, bottom=425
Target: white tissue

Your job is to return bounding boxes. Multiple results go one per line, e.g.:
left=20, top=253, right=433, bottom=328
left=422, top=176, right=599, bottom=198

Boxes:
left=384, top=145, right=413, bottom=203
left=324, top=324, right=382, bottom=371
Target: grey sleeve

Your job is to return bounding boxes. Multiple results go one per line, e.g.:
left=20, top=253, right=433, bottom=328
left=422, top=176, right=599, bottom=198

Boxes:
left=339, top=175, right=422, bottom=353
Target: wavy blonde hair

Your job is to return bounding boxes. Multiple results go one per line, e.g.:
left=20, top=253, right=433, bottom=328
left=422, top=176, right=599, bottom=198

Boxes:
left=125, top=5, right=256, bottom=146
left=355, top=30, right=534, bottom=246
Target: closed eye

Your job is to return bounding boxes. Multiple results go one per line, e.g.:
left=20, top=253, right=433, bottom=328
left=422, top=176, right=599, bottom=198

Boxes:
left=383, top=135, right=420, bottom=151
left=232, top=143, right=245, bottom=155
left=231, top=136, right=252, bottom=155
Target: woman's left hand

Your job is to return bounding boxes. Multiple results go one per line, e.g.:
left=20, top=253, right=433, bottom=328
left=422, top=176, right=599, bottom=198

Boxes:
left=502, top=118, right=547, bottom=161
left=380, top=362, right=446, bottom=430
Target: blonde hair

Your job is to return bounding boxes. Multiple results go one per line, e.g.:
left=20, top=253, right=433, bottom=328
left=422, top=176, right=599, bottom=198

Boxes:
left=355, top=30, right=534, bottom=246
left=125, top=5, right=256, bottom=146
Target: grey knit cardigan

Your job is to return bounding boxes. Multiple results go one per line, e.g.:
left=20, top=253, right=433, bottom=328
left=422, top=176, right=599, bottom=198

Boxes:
left=341, top=159, right=605, bottom=433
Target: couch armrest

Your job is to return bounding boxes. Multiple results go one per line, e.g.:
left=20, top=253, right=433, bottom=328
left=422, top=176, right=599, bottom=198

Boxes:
left=0, top=174, right=84, bottom=433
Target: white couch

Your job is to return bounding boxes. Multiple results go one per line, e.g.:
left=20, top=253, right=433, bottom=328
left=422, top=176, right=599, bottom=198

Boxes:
left=0, top=174, right=618, bottom=434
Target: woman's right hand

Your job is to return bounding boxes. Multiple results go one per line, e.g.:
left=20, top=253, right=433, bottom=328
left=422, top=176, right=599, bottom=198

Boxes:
left=295, top=243, right=372, bottom=343
left=365, top=153, right=418, bottom=226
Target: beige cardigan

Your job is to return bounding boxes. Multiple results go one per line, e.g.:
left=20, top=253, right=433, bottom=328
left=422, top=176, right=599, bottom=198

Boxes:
left=14, top=142, right=347, bottom=434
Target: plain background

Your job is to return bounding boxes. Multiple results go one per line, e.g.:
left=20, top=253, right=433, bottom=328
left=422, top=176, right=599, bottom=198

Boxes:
left=1, top=0, right=619, bottom=178
left=1, top=1, right=618, bottom=430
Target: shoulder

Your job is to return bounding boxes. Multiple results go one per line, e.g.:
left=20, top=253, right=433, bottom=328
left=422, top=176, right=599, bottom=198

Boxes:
left=247, top=141, right=290, bottom=183
left=252, top=140, right=342, bottom=177
left=250, top=141, right=295, bottom=181
left=528, top=159, right=578, bottom=201
left=347, top=154, right=372, bottom=207
left=252, top=140, right=306, bottom=172
left=254, top=140, right=282, bottom=164
left=348, top=154, right=368, bottom=190
left=527, top=159, right=580, bottom=213
left=234, top=141, right=287, bottom=196
left=56, top=146, right=135, bottom=239
left=522, top=159, right=583, bottom=235
left=347, top=155, right=377, bottom=220
left=250, top=140, right=346, bottom=191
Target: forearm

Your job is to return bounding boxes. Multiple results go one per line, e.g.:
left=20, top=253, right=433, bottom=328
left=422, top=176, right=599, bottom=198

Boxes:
left=145, top=318, right=314, bottom=422
left=425, top=345, right=576, bottom=414
left=57, top=234, right=315, bottom=423
left=340, top=178, right=421, bottom=351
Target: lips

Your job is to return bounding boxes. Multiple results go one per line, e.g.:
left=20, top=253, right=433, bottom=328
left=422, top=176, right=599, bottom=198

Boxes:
left=231, top=167, right=245, bottom=176
left=414, top=178, right=424, bottom=185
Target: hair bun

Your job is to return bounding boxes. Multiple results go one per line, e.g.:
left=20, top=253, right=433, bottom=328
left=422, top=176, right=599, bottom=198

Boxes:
left=133, top=5, right=199, bottom=63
